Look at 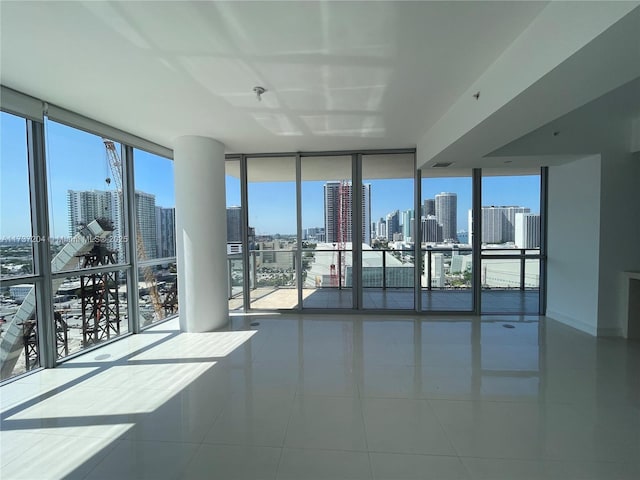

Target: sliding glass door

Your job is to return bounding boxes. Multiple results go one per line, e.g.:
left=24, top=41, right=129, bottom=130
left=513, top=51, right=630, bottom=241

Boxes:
left=225, top=155, right=545, bottom=315
left=420, top=170, right=474, bottom=312
left=480, top=171, right=542, bottom=315
left=246, top=156, right=298, bottom=310
left=301, top=155, right=354, bottom=309
left=362, top=153, right=415, bottom=310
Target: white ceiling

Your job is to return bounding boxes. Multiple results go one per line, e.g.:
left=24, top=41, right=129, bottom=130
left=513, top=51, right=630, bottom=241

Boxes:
left=417, top=3, right=640, bottom=170
left=488, top=77, right=640, bottom=159
left=0, top=0, right=548, bottom=153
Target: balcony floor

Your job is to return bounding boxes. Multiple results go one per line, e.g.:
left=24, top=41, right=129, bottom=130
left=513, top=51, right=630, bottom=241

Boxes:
left=231, top=288, right=540, bottom=314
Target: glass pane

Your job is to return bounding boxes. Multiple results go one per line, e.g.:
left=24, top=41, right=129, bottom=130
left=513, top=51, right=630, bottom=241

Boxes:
left=133, top=149, right=176, bottom=260
left=226, top=159, right=244, bottom=311
left=480, top=172, right=541, bottom=314
left=46, top=120, right=127, bottom=267
left=138, top=263, right=178, bottom=327
left=302, top=156, right=352, bottom=309
left=247, top=157, right=297, bottom=309
left=363, top=153, right=414, bottom=309
left=0, top=282, right=39, bottom=379
left=1, top=112, right=34, bottom=278
left=421, top=171, right=473, bottom=311
left=53, top=269, right=129, bottom=359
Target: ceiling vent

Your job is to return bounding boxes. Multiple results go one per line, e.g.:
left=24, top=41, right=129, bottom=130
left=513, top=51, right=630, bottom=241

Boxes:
left=432, top=162, right=453, bottom=168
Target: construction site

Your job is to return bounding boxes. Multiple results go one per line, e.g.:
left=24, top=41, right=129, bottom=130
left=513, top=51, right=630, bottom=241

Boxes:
left=0, top=140, right=177, bottom=380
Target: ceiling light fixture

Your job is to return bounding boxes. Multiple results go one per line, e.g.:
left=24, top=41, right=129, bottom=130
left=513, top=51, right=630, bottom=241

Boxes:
left=253, top=86, right=267, bottom=101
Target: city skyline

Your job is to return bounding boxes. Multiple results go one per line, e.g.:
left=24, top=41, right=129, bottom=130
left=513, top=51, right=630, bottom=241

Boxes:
left=234, top=175, right=541, bottom=236
left=2, top=114, right=540, bottom=238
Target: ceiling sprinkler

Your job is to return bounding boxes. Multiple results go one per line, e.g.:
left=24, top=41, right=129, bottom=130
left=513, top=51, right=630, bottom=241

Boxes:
left=253, top=86, right=267, bottom=101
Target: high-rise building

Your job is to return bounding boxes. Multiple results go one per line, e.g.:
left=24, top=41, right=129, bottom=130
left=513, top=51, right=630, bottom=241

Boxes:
left=386, top=210, right=401, bottom=239
left=502, top=206, right=530, bottom=242
left=67, top=189, right=157, bottom=261
left=155, top=207, right=175, bottom=257
left=429, top=253, right=445, bottom=288
left=67, top=189, right=124, bottom=260
left=67, top=189, right=121, bottom=238
left=435, top=192, right=457, bottom=243
left=481, top=206, right=505, bottom=244
left=423, top=198, right=435, bottom=217
left=226, top=206, right=242, bottom=243
left=324, top=181, right=371, bottom=245
left=362, top=184, right=371, bottom=245
left=402, top=209, right=414, bottom=242
left=303, top=227, right=325, bottom=242
left=135, top=191, right=157, bottom=259
left=515, top=213, right=541, bottom=248
left=377, top=217, right=387, bottom=239
left=421, top=215, right=442, bottom=243
left=478, top=206, right=531, bottom=244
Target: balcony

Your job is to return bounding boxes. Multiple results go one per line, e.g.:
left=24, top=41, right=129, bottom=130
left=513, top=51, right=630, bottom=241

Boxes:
left=227, top=247, right=541, bottom=313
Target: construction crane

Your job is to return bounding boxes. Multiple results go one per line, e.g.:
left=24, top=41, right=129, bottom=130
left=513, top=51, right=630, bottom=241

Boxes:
left=103, top=139, right=164, bottom=321
left=0, top=219, right=111, bottom=378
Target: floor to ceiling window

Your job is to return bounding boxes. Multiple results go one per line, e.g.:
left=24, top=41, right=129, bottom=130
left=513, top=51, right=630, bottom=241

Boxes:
left=480, top=170, right=542, bottom=314
left=0, top=112, right=39, bottom=379
left=225, top=158, right=244, bottom=311
left=301, top=155, right=353, bottom=309
left=46, top=120, right=130, bottom=360
left=246, top=156, right=297, bottom=310
left=362, top=153, right=415, bottom=310
left=133, top=148, right=177, bottom=327
left=420, top=170, right=474, bottom=312
left=1, top=88, right=188, bottom=383
left=228, top=155, right=545, bottom=315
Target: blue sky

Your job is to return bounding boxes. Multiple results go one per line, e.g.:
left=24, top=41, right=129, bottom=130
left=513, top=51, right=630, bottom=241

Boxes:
left=238, top=175, right=540, bottom=235
left=1, top=113, right=175, bottom=238
left=2, top=110, right=539, bottom=238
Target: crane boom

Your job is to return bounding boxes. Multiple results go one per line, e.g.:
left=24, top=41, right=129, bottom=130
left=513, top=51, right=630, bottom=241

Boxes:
left=103, top=139, right=164, bottom=321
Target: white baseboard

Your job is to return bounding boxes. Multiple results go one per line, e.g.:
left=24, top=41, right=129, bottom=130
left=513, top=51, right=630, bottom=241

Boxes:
left=546, top=310, right=598, bottom=336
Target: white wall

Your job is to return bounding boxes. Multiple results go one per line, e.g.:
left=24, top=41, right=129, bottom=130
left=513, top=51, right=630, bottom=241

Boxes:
left=596, top=149, right=640, bottom=336
left=547, top=155, right=602, bottom=335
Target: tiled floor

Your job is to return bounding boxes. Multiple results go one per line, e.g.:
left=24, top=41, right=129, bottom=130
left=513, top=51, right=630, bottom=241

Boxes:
left=1, top=314, right=639, bottom=479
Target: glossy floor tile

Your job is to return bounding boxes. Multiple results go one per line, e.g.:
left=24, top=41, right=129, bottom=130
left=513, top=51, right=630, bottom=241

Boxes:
left=1, top=314, right=639, bottom=479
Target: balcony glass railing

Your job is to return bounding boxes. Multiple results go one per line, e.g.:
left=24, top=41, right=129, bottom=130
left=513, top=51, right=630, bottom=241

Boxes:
left=225, top=247, right=542, bottom=310
left=362, top=249, right=415, bottom=288
left=480, top=249, right=541, bottom=290
left=421, top=248, right=473, bottom=290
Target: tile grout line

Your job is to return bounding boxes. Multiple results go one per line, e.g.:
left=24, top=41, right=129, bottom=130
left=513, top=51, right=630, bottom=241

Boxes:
left=423, top=397, right=470, bottom=477
left=356, top=381, right=375, bottom=480
left=274, top=379, right=301, bottom=479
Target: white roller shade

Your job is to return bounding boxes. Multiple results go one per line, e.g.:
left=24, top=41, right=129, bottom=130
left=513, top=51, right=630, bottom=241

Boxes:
left=0, top=86, right=43, bottom=121
left=46, top=104, right=173, bottom=159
